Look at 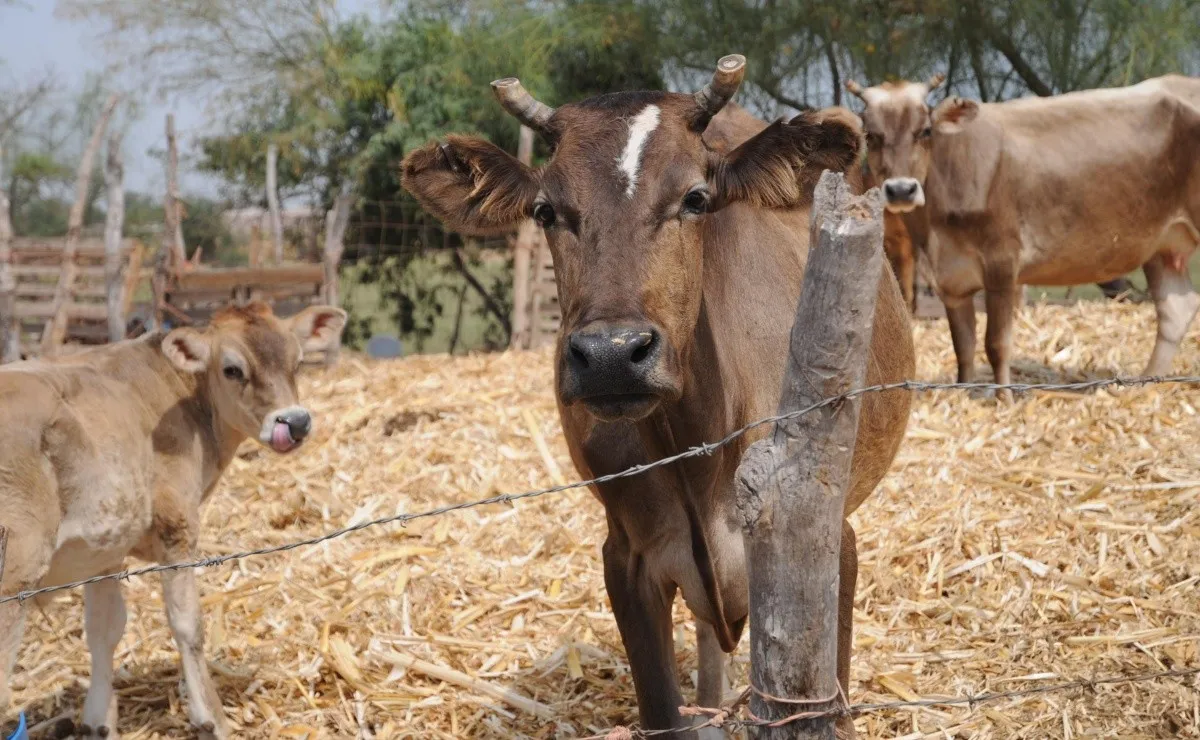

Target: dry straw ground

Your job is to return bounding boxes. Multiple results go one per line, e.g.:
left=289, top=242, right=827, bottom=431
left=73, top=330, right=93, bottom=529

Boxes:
left=9, top=300, right=1200, bottom=739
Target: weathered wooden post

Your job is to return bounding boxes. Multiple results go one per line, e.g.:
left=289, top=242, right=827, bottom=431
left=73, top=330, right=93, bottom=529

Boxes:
left=735, top=172, right=885, bottom=739
left=104, top=127, right=126, bottom=343
left=510, top=124, right=536, bottom=349
left=322, top=192, right=353, bottom=366
left=0, top=141, right=18, bottom=363
left=266, top=142, right=284, bottom=264
left=42, top=93, right=120, bottom=354
left=163, top=114, right=187, bottom=267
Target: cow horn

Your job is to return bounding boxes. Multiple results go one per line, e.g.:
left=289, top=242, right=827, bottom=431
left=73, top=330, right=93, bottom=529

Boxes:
left=927, top=72, right=946, bottom=91
left=491, top=77, right=555, bottom=133
left=693, top=54, right=746, bottom=127
left=845, top=80, right=867, bottom=100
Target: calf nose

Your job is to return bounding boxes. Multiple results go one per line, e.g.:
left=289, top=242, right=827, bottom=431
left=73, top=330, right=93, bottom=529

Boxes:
left=884, top=179, right=917, bottom=201
left=279, top=408, right=312, bottom=441
left=566, top=324, right=663, bottom=395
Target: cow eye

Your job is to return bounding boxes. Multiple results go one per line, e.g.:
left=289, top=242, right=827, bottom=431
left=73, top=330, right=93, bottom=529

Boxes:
left=918, top=126, right=932, bottom=139
left=533, top=203, right=556, bottom=228
left=223, top=365, right=245, bottom=382
left=681, top=189, right=709, bottom=216
left=866, top=133, right=884, bottom=149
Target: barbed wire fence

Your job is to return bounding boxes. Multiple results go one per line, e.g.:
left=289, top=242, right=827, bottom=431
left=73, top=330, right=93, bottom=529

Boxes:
left=5, top=374, right=1200, bottom=735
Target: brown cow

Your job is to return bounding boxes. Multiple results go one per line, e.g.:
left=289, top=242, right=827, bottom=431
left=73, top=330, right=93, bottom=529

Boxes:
left=852, top=75, right=1200, bottom=388
left=402, top=55, right=914, bottom=738
left=0, top=302, right=346, bottom=739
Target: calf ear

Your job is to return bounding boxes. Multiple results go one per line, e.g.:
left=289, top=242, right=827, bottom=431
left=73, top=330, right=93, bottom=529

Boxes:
left=287, top=306, right=348, bottom=352
left=163, top=328, right=211, bottom=373
left=402, top=135, right=539, bottom=236
left=712, top=107, right=863, bottom=210
left=933, top=97, right=980, bottom=133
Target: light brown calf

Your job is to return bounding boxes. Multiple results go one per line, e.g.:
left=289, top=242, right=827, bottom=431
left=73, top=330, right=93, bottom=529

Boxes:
left=0, top=302, right=345, bottom=739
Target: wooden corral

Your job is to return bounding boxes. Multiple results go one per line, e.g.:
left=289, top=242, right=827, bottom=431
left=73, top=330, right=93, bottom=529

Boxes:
left=10, top=237, right=149, bottom=355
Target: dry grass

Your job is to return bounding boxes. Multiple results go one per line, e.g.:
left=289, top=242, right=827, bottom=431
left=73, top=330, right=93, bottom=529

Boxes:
left=9, top=299, right=1200, bottom=739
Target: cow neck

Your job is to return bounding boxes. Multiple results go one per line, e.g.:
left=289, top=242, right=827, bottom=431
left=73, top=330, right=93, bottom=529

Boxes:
left=645, top=410, right=740, bottom=653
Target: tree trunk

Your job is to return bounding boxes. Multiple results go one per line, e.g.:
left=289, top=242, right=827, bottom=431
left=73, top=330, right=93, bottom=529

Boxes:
left=267, top=142, right=284, bottom=264
left=735, top=172, right=884, bottom=739
left=41, top=93, right=120, bottom=354
left=163, top=114, right=187, bottom=267
left=510, top=124, right=536, bottom=350
left=0, top=141, right=17, bottom=363
left=322, top=191, right=353, bottom=366
left=104, top=128, right=126, bottom=343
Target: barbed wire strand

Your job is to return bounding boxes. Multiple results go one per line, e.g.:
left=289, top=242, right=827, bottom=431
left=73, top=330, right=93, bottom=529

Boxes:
left=580, top=666, right=1200, bottom=738
left=3, top=374, right=1198, bottom=606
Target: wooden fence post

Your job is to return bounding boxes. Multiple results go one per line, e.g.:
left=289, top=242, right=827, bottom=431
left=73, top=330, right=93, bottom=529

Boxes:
left=0, top=525, right=7, bottom=586
left=163, top=114, right=187, bottom=267
left=42, top=93, right=120, bottom=354
left=104, top=127, right=126, bottom=343
left=0, top=141, right=18, bottom=363
left=735, top=171, right=885, bottom=739
left=510, top=124, right=536, bottom=350
left=267, top=142, right=284, bottom=264
left=322, top=192, right=353, bottom=366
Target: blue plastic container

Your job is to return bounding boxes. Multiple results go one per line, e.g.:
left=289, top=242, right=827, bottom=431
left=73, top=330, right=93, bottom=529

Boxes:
left=5, top=712, right=27, bottom=740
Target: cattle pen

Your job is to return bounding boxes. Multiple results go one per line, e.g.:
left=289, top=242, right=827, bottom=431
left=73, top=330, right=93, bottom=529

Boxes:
left=4, top=290, right=1199, bottom=739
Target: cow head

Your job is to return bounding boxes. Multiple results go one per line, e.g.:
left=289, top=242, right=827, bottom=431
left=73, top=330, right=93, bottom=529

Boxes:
left=162, top=302, right=347, bottom=452
left=845, top=73, right=944, bottom=213
left=402, top=55, right=861, bottom=422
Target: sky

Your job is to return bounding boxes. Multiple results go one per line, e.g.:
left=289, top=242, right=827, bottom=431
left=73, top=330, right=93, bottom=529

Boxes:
left=0, top=0, right=382, bottom=199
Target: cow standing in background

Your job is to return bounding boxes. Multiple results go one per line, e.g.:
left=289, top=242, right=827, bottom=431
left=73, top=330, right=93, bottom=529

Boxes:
left=402, top=55, right=915, bottom=738
left=851, top=75, right=1200, bottom=386
left=0, top=303, right=346, bottom=739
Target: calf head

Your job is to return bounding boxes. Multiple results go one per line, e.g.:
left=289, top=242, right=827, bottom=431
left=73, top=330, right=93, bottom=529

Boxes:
left=403, top=54, right=861, bottom=422
left=162, top=302, right=347, bottom=452
left=846, top=73, right=944, bottom=212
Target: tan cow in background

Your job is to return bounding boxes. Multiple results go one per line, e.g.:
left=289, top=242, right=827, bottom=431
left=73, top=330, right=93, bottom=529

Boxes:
left=0, top=302, right=346, bottom=740
left=854, top=75, right=1200, bottom=386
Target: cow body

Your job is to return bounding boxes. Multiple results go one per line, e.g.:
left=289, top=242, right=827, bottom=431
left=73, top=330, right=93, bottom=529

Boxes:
left=924, top=77, right=1200, bottom=383
left=402, top=56, right=914, bottom=738
left=0, top=304, right=345, bottom=739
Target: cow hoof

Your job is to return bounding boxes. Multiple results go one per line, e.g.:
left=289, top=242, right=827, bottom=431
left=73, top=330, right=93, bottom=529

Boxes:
left=78, top=724, right=117, bottom=740
left=52, top=718, right=76, bottom=739
left=195, top=719, right=230, bottom=740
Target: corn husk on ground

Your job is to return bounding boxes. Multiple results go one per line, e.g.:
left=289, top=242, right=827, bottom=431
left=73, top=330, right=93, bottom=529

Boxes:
left=9, top=299, right=1200, bottom=739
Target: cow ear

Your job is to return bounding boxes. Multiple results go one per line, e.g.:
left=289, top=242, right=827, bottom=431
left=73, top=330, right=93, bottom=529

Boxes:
left=712, top=106, right=863, bottom=210
left=934, top=97, right=980, bottom=133
left=163, top=328, right=211, bottom=373
left=401, top=135, right=539, bottom=236
left=287, top=306, right=348, bottom=352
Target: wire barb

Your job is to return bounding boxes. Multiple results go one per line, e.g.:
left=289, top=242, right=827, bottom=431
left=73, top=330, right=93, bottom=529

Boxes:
left=3, top=374, right=1197, bottom=605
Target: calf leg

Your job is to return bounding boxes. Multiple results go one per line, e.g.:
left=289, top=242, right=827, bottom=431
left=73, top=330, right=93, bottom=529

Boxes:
left=603, top=536, right=690, bottom=738
left=79, top=580, right=126, bottom=739
left=983, top=274, right=1019, bottom=398
left=944, top=298, right=977, bottom=383
left=162, top=569, right=229, bottom=739
left=1143, top=254, right=1200, bottom=375
left=836, top=522, right=858, bottom=740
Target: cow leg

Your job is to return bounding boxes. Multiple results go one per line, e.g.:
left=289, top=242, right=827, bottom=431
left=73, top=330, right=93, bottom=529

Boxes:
left=694, top=619, right=728, bottom=739
left=603, top=536, right=690, bottom=738
left=79, top=580, right=126, bottom=739
left=944, top=298, right=977, bottom=383
left=899, top=253, right=916, bottom=315
left=1143, top=254, right=1199, bottom=375
left=836, top=521, right=858, bottom=740
left=162, top=568, right=229, bottom=739
left=983, top=275, right=1018, bottom=399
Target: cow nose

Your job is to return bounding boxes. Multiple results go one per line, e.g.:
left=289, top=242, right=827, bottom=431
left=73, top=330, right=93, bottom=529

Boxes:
left=564, top=323, right=666, bottom=398
left=279, top=408, right=312, bottom=441
left=884, top=180, right=917, bottom=201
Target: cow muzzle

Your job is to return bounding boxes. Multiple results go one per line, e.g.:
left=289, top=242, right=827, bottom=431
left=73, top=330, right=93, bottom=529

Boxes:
left=559, top=321, right=679, bottom=422
left=883, top=177, right=925, bottom=212
left=259, top=406, right=312, bottom=453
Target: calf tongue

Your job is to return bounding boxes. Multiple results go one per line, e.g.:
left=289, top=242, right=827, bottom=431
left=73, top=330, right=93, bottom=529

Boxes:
left=271, top=420, right=295, bottom=452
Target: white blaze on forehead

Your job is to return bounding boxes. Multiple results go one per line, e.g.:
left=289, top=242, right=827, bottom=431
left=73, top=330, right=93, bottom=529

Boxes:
left=617, top=104, right=661, bottom=198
